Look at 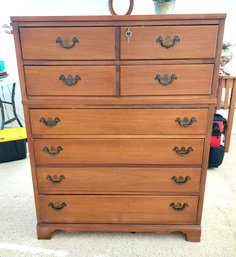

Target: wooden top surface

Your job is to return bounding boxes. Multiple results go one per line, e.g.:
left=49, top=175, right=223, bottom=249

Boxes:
left=11, top=13, right=226, bottom=22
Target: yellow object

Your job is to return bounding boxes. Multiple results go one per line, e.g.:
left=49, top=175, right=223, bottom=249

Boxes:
left=0, top=128, right=27, bottom=143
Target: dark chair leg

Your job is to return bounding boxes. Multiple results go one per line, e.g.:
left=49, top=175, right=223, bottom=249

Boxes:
left=0, top=98, right=5, bottom=129
left=11, top=82, right=23, bottom=127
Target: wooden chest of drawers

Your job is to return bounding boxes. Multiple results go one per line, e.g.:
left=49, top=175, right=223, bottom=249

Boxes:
left=12, top=14, right=225, bottom=241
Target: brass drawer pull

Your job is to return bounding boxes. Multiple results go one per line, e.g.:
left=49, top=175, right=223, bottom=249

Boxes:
left=47, top=175, right=65, bottom=183
left=59, top=74, right=81, bottom=86
left=39, top=117, right=61, bottom=127
left=173, top=146, right=193, bottom=157
left=48, top=202, right=67, bottom=211
left=175, top=117, right=197, bottom=128
left=43, top=146, right=63, bottom=156
left=56, top=37, right=79, bottom=49
left=169, top=202, right=189, bottom=211
left=156, top=35, right=180, bottom=49
left=171, top=176, right=191, bottom=184
left=154, top=74, right=177, bottom=86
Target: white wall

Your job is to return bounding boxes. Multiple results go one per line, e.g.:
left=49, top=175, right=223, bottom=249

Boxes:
left=0, top=0, right=236, bottom=130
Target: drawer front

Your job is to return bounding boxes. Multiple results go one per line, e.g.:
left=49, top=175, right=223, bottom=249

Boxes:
left=20, top=27, right=115, bottom=60
left=121, top=25, right=218, bottom=59
left=39, top=195, right=198, bottom=224
left=25, top=66, right=115, bottom=96
left=30, top=109, right=208, bottom=135
left=37, top=167, right=201, bottom=194
left=34, top=139, right=204, bottom=165
left=121, top=65, right=213, bottom=96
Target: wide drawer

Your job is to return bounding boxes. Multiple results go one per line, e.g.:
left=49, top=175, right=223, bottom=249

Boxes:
left=20, top=27, right=115, bottom=60
left=25, top=66, right=116, bottom=96
left=121, top=25, right=218, bottom=59
left=39, top=195, right=198, bottom=224
left=30, top=108, right=208, bottom=135
left=37, top=167, right=201, bottom=194
left=33, top=139, right=204, bottom=165
left=121, top=65, right=213, bottom=96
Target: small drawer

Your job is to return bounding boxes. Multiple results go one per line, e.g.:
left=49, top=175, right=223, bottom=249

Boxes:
left=20, top=27, right=115, bottom=60
left=39, top=195, right=198, bottom=224
left=30, top=108, right=208, bottom=135
left=25, top=66, right=116, bottom=96
left=37, top=167, right=201, bottom=194
left=121, top=25, right=218, bottom=59
left=121, top=65, right=213, bottom=96
left=33, top=139, right=204, bottom=165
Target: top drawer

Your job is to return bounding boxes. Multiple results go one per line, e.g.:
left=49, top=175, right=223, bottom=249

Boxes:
left=121, top=26, right=218, bottom=59
left=20, top=27, right=116, bottom=60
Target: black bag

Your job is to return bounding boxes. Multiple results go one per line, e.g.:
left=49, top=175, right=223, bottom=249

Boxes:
left=208, top=113, right=227, bottom=168
left=208, top=145, right=225, bottom=168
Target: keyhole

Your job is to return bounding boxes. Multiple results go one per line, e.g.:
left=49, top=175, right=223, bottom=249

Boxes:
left=126, top=28, right=132, bottom=44
left=126, top=28, right=132, bottom=38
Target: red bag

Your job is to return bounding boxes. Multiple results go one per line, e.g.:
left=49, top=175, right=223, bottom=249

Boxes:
left=210, top=135, right=221, bottom=147
left=209, top=114, right=227, bottom=168
left=210, top=114, right=227, bottom=147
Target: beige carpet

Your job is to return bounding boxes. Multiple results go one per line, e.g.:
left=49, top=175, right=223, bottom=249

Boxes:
left=0, top=137, right=236, bottom=257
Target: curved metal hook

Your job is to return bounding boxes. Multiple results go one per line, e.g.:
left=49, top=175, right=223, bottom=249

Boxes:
left=169, top=202, right=189, bottom=211
left=156, top=35, right=180, bottom=49
left=56, top=37, right=79, bottom=49
left=40, top=117, right=61, bottom=127
left=48, top=202, right=67, bottom=211
left=43, top=146, right=63, bottom=156
left=47, top=175, right=65, bottom=183
left=59, top=74, right=81, bottom=86
left=154, top=74, right=177, bottom=86
left=175, top=117, right=197, bottom=128
left=171, top=176, right=191, bottom=185
left=173, top=146, right=193, bottom=157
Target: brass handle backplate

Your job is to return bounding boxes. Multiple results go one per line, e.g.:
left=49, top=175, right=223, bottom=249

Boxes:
left=175, top=117, right=197, bottom=128
left=59, top=74, right=81, bottom=86
left=169, top=202, right=189, bottom=211
left=154, top=74, right=177, bottom=86
left=156, top=35, right=180, bottom=49
left=56, top=37, right=79, bottom=49
left=171, top=176, right=191, bottom=184
left=43, top=146, right=63, bottom=156
left=48, top=202, right=67, bottom=211
left=173, top=146, right=193, bottom=157
left=47, top=175, right=65, bottom=183
left=40, top=117, right=61, bottom=127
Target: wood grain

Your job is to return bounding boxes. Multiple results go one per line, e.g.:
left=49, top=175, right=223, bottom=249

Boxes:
left=20, top=27, right=116, bottom=60
left=121, top=26, right=218, bottom=59
left=30, top=108, right=208, bottom=135
left=25, top=98, right=217, bottom=106
left=121, top=65, right=213, bottom=96
left=37, top=223, right=201, bottom=241
left=25, top=66, right=116, bottom=96
left=37, top=167, right=201, bottom=194
left=33, top=138, right=204, bottom=165
left=39, top=195, right=198, bottom=224
left=11, top=13, right=225, bottom=241
left=12, top=13, right=226, bottom=22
